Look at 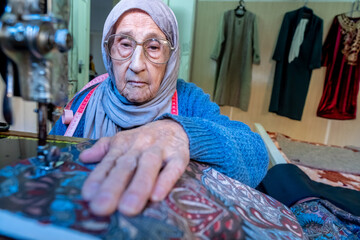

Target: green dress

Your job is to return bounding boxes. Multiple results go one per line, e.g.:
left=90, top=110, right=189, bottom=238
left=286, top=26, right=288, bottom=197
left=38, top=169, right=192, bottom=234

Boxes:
left=211, top=10, right=260, bottom=111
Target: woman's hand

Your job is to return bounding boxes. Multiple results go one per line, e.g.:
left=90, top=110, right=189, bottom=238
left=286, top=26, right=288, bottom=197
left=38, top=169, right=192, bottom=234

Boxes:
left=80, top=119, right=190, bottom=216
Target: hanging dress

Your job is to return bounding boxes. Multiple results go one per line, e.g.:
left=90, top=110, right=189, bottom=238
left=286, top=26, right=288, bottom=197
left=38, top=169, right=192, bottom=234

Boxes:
left=317, top=14, right=360, bottom=120
left=269, top=7, right=323, bottom=121
left=211, top=10, right=260, bottom=111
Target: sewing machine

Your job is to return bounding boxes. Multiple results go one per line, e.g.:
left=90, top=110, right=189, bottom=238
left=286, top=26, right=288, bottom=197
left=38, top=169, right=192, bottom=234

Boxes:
left=0, top=0, right=72, bottom=169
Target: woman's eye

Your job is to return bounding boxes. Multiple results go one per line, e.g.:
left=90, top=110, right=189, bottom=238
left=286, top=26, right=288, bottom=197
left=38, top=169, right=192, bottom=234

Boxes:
left=146, top=42, right=161, bottom=51
left=148, top=45, right=160, bottom=50
left=118, top=39, right=133, bottom=48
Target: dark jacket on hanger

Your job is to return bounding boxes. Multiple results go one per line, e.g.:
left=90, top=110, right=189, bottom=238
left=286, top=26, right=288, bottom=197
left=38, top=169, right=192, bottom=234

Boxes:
left=269, top=7, right=323, bottom=120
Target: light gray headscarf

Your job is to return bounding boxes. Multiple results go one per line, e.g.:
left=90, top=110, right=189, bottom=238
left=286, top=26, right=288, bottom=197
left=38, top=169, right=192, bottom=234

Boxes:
left=83, top=0, right=180, bottom=139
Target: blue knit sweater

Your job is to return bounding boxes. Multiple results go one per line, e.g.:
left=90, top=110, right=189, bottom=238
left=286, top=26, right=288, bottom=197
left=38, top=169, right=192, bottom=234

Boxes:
left=51, top=79, right=269, bottom=187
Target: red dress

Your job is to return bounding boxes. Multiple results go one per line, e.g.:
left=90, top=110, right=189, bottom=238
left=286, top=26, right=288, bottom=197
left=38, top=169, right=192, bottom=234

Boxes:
left=317, top=14, right=360, bottom=120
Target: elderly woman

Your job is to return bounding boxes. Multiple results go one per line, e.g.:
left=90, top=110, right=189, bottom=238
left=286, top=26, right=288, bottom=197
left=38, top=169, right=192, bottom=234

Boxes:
left=51, top=0, right=268, bottom=217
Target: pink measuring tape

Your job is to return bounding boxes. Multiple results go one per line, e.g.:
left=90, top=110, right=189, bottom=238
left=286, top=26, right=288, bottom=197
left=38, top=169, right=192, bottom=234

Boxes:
left=63, top=73, right=109, bottom=137
left=63, top=73, right=178, bottom=137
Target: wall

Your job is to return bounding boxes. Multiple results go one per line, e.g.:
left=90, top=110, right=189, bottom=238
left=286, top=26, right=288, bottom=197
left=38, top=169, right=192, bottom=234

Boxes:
left=168, top=0, right=197, bottom=81
left=191, top=0, right=360, bottom=146
left=89, top=0, right=113, bottom=76
left=0, top=78, right=37, bottom=133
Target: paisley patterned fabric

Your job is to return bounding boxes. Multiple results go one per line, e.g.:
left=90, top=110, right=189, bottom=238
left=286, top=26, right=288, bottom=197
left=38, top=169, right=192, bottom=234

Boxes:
left=0, top=141, right=305, bottom=240
left=291, top=199, right=360, bottom=240
left=261, top=131, right=360, bottom=239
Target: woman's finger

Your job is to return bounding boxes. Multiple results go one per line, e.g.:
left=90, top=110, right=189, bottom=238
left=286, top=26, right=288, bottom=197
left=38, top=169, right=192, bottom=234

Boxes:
left=88, top=153, right=139, bottom=216
left=118, top=148, right=163, bottom=216
left=79, top=137, right=111, bottom=163
left=151, top=156, right=188, bottom=202
left=81, top=137, right=128, bottom=200
left=82, top=156, right=116, bottom=200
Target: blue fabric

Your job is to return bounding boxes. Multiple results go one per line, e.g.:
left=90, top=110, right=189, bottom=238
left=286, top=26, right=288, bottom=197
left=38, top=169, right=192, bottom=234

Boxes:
left=50, top=79, right=269, bottom=188
left=291, top=199, right=360, bottom=239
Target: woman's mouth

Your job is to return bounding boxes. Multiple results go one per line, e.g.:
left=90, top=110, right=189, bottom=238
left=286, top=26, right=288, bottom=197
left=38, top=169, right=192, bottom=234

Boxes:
left=127, top=80, right=147, bottom=87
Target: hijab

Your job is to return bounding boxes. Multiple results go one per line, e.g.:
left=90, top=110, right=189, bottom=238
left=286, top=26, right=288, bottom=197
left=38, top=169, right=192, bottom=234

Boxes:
left=83, top=0, right=180, bottom=139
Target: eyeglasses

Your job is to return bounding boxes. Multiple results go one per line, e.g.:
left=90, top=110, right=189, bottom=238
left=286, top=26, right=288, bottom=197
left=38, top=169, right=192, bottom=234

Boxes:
left=104, top=34, right=174, bottom=64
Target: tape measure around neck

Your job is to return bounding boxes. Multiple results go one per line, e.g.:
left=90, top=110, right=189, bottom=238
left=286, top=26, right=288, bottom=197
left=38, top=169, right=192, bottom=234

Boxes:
left=65, top=73, right=109, bottom=112
left=171, top=89, right=178, bottom=115
left=63, top=75, right=179, bottom=137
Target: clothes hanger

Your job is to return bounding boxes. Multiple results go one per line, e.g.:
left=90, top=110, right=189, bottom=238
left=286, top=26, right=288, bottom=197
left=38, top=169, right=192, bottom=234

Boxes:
left=303, top=0, right=309, bottom=7
left=345, top=0, right=360, bottom=18
left=301, top=0, right=312, bottom=19
left=234, top=0, right=246, bottom=17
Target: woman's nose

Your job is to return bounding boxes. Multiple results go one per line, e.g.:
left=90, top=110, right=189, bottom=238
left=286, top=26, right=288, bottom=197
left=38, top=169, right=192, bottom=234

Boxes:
left=129, top=45, right=146, bottom=73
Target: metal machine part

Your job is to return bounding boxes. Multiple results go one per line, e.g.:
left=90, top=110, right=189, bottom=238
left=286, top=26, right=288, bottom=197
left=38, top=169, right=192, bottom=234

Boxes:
left=0, top=0, right=72, bottom=169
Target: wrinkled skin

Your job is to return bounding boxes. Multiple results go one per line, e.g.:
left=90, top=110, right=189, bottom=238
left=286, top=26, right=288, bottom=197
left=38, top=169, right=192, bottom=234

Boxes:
left=80, top=11, right=190, bottom=217
left=112, top=11, right=167, bottom=104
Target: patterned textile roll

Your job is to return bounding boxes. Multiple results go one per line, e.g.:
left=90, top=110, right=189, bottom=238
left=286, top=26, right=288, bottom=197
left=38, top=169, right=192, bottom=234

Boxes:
left=0, top=141, right=305, bottom=240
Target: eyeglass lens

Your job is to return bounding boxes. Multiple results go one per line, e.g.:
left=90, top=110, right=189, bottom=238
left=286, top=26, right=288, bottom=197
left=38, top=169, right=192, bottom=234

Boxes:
left=108, top=35, right=172, bottom=64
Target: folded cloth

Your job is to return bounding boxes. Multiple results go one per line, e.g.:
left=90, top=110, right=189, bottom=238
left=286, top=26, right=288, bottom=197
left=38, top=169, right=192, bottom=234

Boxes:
left=256, top=163, right=360, bottom=216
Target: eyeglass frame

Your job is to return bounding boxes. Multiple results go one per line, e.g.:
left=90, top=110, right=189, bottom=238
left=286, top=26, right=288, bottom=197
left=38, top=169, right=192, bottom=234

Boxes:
left=104, top=34, right=175, bottom=64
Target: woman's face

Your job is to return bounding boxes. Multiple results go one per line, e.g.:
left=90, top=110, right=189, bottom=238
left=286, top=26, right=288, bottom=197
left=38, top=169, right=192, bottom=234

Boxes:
left=112, top=11, right=167, bottom=104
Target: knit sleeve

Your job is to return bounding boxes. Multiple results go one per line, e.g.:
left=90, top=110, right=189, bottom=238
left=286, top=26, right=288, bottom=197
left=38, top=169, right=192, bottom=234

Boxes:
left=49, top=116, right=67, bottom=136
left=157, top=80, right=269, bottom=188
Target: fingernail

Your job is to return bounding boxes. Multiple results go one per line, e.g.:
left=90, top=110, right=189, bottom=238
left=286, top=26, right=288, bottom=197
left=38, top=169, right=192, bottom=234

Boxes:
left=82, top=182, right=100, bottom=200
left=152, top=187, right=165, bottom=202
left=119, top=194, right=139, bottom=214
left=90, top=192, right=113, bottom=214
